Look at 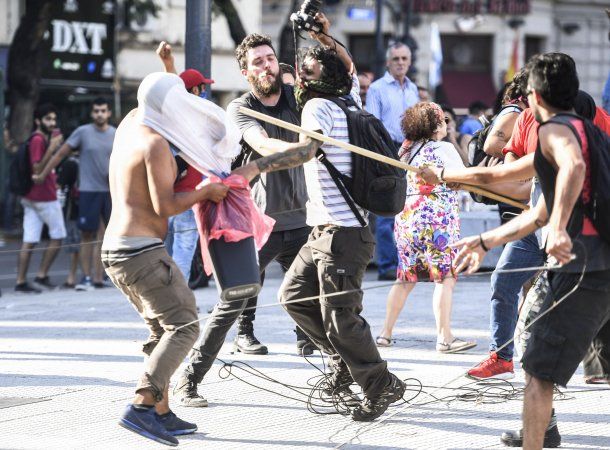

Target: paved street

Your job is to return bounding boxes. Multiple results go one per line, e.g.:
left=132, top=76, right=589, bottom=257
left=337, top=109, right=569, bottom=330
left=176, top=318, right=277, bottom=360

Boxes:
left=1, top=265, right=609, bottom=449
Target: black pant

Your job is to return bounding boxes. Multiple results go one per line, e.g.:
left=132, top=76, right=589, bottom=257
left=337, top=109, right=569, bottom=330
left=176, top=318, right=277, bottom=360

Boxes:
left=280, top=225, right=391, bottom=396
left=239, top=226, right=311, bottom=324
left=184, top=226, right=310, bottom=383
left=522, top=269, right=610, bottom=386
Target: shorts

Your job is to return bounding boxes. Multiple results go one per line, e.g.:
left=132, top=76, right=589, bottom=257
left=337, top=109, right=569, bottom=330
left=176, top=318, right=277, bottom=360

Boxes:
left=64, top=220, right=81, bottom=254
left=78, top=191, right=111, bottom=232
left=21, top=198, right=67, bottom=244
left=521, top=269, right=610, bottom=386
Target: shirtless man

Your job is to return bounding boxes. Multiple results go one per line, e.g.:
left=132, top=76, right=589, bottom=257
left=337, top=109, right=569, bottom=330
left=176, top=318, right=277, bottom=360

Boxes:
left=102, top=105, right=228, bottom=445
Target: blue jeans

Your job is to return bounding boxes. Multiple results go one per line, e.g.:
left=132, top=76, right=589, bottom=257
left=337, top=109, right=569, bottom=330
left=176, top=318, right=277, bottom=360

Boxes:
left=490, top=232, right=545, bottom=360
left=165, top=209, right=198, bottom=281
left=375, top=216, right=398, bottom=275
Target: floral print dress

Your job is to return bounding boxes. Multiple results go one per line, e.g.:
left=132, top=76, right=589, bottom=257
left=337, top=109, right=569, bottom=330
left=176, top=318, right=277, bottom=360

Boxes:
left=395, top=140, right=465, bottom=282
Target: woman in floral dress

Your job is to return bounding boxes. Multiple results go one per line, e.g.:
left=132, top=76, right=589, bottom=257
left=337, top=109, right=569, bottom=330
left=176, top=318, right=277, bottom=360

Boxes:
left=376, top=102, right=476, bottom=353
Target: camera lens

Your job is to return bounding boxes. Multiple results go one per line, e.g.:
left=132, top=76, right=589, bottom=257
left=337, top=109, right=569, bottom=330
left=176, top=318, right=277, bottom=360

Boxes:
left=302, top=0, right=322, bottom=15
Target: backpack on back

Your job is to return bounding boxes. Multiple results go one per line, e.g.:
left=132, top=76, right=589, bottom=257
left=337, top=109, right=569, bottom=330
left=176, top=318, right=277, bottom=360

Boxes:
left=467, top=105, right=523, bottom=205
left=317, top=96, right=407, bottom=226
left=8, top=136, right=34, bottom=196
left=544, top=113, right=610, bottom=243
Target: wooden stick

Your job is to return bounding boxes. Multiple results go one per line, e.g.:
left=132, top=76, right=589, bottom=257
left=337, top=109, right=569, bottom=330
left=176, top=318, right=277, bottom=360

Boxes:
left=239, top=106, right=529, bottom=211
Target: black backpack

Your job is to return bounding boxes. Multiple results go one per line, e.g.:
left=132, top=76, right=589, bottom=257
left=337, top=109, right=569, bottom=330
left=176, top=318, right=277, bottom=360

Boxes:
left=8, top=135, right=35, bottom=196
left=544, top=113, right=610, bottom=243
left=316, top=96, right=407, bottom=226
left=468, top=105, right=523, bottom=205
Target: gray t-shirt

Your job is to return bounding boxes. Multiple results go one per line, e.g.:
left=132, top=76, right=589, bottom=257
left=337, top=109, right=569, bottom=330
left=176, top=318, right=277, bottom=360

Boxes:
left=66, top=123, right=116, bottom=192
left=227, top=86, right=308, bottom=232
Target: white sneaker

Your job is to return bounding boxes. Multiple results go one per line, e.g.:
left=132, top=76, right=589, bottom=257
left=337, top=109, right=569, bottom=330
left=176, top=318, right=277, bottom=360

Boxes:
left=75, top=276, right=94, bottom=291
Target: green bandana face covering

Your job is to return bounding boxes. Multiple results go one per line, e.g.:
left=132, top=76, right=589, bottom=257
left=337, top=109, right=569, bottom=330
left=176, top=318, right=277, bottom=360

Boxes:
left=294, top=80, right=310, bottom=111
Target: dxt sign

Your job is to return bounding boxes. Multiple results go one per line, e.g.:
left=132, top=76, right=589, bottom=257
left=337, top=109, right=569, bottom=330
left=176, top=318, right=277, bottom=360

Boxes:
left=51, top=20, right=107, bottom=55
left=39, top=0, right=116, bottom=85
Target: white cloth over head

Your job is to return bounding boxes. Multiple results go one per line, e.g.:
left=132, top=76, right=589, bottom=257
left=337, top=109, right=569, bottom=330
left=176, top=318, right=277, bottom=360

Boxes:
left=135, top=72, right=241, bottom=176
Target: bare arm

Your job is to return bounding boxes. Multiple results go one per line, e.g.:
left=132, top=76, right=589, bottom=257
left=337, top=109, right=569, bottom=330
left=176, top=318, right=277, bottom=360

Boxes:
left=539, top=123, right=586, bottom=264
left=310, top=13, right=354, bottom=73
left=242, top=127, right=298, bottom=157
left=231, top=136, right=322, bottom=181
left=483, top=112, right=518, bottom=158
left=420, top=153, right=535, bottom=185
left=34, top=141, right=72, bottom=182
left=145, top=137, right=228, bottom=218
left=32, top=134, right=63, bottom=175
left=156, top=41, right=177, bottom=74
left=452, top=200, right=548, bottom=273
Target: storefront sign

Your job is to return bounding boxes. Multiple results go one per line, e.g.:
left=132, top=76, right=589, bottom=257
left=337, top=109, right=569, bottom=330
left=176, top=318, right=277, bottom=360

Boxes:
left=410, top=0, right=530, bottom=15
left=36, top=0, right=116, bottom=86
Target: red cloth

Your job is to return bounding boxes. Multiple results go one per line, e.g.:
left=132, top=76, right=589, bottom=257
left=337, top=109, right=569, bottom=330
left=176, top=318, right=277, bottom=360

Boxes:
left=174, top=165, right=203, bottom=193
left=594, top=106, right=610, bottom=136
left=502, top=108, right=539, bottom=158
left=25, top=132, right=57, bottom=202
left=193, top=174, right=275, bottom=276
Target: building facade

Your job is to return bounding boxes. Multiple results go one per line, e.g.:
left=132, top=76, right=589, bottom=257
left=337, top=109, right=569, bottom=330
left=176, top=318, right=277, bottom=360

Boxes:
left=262, top=0, right=609, bottom=108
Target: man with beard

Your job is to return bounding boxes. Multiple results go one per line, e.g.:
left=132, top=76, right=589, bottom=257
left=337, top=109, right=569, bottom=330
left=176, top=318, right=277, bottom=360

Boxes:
left=15, top=103, right=66, bottom=293
left=36, top=98, right=116, bottom=291
left=174, top=15, right=351, bottom=407
left=227, top=44, right=406, bottom=422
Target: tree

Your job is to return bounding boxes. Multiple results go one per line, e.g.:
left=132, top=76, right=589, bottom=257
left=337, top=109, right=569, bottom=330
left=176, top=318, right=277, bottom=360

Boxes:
left=213, top=0, right=247, bottom=45
left=6, top=0, right=54, bottom=147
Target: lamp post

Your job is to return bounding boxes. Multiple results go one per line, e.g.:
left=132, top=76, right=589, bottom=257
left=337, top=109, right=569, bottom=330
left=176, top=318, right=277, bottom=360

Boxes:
left=374, top=0, right=384, bottom=79
left=185, top=0, right=212, bottom=95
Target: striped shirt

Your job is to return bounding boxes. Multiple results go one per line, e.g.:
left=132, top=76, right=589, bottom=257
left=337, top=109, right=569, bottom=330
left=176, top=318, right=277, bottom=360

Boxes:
left=366, top=72, right=419, bottom=143
left=300, top=75, right=367, bottom=227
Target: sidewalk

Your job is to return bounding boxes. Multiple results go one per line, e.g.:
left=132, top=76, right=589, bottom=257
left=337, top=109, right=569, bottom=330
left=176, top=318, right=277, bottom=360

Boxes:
left=1, top=270, right=608, bottom=449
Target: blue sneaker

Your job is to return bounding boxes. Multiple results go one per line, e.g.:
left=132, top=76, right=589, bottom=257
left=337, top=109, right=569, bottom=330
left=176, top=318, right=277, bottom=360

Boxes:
left=156, top=410, right=198, bottom=436
left=119, top=404, right=179, bottom=446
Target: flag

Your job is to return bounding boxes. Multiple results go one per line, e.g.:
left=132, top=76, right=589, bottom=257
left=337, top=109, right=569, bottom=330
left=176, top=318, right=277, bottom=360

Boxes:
left=429, top=22, right=443, bottom=91
left=505, top=31, right=519, bottom=83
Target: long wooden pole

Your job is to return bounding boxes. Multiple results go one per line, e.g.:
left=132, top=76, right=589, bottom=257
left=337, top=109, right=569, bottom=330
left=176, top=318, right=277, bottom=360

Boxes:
left=239, top=106, right=528, bottom=211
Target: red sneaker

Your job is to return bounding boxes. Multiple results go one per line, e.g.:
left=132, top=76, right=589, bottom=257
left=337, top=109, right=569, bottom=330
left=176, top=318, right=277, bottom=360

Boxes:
left=467, top=352, right=514, bottom=380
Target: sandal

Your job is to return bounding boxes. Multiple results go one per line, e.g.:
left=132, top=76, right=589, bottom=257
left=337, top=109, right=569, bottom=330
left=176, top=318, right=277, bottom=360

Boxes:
left=376, top=336, right=393, bottom=347
left=436, top=338, right=476, bottom=354
left=584, top=376, right=610, bottom=384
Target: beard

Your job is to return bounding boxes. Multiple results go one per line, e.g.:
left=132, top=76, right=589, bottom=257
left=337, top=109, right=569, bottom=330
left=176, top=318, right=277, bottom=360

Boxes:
left=248, top=70, right=281, bottom=98
left=40, top=123, right=54, bottom=136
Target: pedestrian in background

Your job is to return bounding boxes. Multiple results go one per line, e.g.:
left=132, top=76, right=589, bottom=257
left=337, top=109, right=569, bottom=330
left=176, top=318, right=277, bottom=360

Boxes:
left=366, top=42, right=419, bottom=280
left=376, top=102, right=475, bottom=354
left=38, top=98, right=116, bottom=291
left=16, top=103, right=66, bottom=293
left=458, top=100, right=487, bottom=136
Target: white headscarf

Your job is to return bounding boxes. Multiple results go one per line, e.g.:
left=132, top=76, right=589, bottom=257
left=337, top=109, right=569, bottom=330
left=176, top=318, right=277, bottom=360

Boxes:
left=135, top=72, right=241, bottom=175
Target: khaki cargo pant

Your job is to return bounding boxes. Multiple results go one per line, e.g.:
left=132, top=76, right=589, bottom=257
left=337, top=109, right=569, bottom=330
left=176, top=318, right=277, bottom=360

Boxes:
left=103, top=247, right=200, bottom=401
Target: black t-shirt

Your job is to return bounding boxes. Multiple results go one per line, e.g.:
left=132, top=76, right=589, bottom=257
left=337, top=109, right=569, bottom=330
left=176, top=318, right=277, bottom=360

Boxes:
left=227, top=84, right=308, bottom=231
left=534, top=116, right=610, bottom=272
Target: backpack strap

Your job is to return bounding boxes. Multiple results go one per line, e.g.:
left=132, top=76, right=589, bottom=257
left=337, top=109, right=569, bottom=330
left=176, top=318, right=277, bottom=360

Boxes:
left=316, top=149, right=367, bottom=227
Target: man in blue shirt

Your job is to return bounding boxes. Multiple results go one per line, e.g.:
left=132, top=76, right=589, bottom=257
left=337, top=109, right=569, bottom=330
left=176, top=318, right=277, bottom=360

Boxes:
left=366, top=42, right=419, bottom=280
left=458, top=101, right=487, bottom=136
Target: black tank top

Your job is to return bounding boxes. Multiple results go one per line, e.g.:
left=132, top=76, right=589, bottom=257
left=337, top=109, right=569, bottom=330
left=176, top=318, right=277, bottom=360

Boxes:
left=534, top=115, right=610, bottom=272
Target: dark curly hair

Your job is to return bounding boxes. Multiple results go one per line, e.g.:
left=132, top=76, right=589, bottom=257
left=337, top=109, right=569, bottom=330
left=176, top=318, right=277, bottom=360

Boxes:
left=401, top=102, right=443, bottom=142
left=299, top=45, right=352, bottom=96
left=503, top=66, right=529, bottom=103
left=526, top=52, right=578, bottom=110
left=235, top=33, right=276, bottom=70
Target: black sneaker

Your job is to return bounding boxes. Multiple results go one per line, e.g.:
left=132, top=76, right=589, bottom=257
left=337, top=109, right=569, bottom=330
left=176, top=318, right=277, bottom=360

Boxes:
left=173, top=375, right=208, bottom=408
left=295, top=327, right=314, bottom=356
left=500, top=409, right=561, bottom=447
left=156, top=410, right=197, bottom=436
left=33, top=276, right=56, bottom=290
left=118, top=404, right=178, bottom=446
left=323, top=361, right=355, bottom=397
left=234, top=320, right=268, bottom=355
left=351, top=373, right=405, bottom=422
left=14, top=283, right=42, bottom=294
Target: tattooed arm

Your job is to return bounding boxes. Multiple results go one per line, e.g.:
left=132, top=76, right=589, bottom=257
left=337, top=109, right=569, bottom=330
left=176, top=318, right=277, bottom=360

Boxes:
left=483, top=111, right=519, bottom=158
left=230, top=137, right=321, bottom=181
